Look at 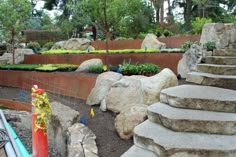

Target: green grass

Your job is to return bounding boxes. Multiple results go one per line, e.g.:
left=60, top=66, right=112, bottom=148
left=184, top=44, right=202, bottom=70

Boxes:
left=0, top=64, right=79, bottom=72
left=41, top=49, right=159, bottom=55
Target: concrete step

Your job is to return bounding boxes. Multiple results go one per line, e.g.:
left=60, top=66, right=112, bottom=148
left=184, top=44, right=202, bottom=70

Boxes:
left=197, top=64, right=236, bottom=75
left=205, top=56, right=236, bottom=65
left=134, top=120, right=236, bottom=157
left=213, top=49, right=236, bottom=56
left=186, top=72, right=236, bottom=90
left=121, top=145, right=158, bottom=157
left=160, top=85, right=236, bottom=112
left=148, top=102, right=236, bottom=135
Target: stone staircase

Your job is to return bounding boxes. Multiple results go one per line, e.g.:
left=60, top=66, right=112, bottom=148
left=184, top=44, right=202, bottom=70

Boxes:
left=122, top=49, right=236, bottom=157
left=187, top=49, right=236, bottom=90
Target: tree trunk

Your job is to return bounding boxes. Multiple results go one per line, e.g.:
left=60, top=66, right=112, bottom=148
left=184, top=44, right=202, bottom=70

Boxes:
left=185, top=0, right=192, bottom=31
left=160, top=2, right=164, bottom=23
left=11, top=27, right=15, bottom=64
left=104, top=0, right=109, bottom=66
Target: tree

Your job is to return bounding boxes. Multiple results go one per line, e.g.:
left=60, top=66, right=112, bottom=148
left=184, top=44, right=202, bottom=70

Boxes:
left=0, top=0, right=31, bottom=64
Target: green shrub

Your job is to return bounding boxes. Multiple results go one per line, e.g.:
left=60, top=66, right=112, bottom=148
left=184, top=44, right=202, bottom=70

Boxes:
left=163, top=29, right=173, bottom=37
left=203, top=41, right=216, bottom=51
left=88, top=65, right=104, bottom=73
left=192, top=17, right=212, bottom=34
left=156, top=30, right=162, bottom=37
left=137, top=32, right=147, bottom=39
left=43, top=42, right=54, bottom=50
left=27, top=41, right=41, bottom=49
left=181, top=41, right=194, bottom=51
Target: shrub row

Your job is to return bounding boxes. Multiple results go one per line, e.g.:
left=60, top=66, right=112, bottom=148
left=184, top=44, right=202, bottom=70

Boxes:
left=0, top=64, right=78, bottom=72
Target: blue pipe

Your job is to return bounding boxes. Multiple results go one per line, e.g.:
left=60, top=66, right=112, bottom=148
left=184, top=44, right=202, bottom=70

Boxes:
left=7, top=123, right=31, bottom=157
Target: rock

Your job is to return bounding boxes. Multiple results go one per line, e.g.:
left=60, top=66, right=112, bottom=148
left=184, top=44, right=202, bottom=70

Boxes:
left=64, top=38, right=91, bottom=50
left=141, top=34, right=166, bottom=50
left=177, top=44, right=203, bottom=78
left=115, top=105, right=148, bottom=139
left=200, top=23, right=236, bottom=49
left=3, top=110, right=31, bottom=130
left=99, top=98, right=107, bottom=111
left=106, top=76, right=145, bottom=113
left=86, top=72, right=122, bottom=106
left=87, top=45, right=95, bottom=52
left=67, top=123, right=98, bottom=157
left=0, top=49, right=34, bottom=64
left=141, top=68, right=178, bottom=105
left=48, top=101, right=80, bottom=157
left=76, top=58, right=103, bottom=72
left=51, top=41, right=66, bottom=50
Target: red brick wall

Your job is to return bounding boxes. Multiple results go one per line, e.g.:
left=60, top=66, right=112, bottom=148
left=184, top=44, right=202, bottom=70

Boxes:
left=91, top=35, right=200, bottom=49
left=24, top=53, right=183, bottom=74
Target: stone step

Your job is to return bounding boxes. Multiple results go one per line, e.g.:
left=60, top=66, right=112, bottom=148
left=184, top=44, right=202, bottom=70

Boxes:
left=160, top=85, right=236, bottom=112
left=213, top=49, right=236, bottom=56
left=134, top=120, right=236, bottom=157
left=197, top=64, right=236, bottom=75
left=121, top=145, right=158, bottom=157
left=205, top=56, right=236, bottom=65
left=147, top=102, right=236, bottom=135
left=186, top=72, right=236, bottom=90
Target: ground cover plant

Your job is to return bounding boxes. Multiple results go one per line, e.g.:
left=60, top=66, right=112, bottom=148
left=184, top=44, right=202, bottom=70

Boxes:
left=0, top=64, right=78, bottom=72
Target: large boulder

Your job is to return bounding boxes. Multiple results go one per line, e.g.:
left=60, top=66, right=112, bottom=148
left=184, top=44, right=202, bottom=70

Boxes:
left=0, top=49, right=34, bottom=64
left=106, top=76, right=146, bottom=113
left=141, top=68, right=178, bottom=105
left=67, top=123, right=98, bottom=157
left=51, top=41, right=66, bottom=50
left=200, top=23, right=236, bottom=49
left=76, top=58, right=103, bottom=72
left=86, top=72, right=122, bottom=106
left=64, top=38, right=91, bottom=50
left=114, top=105, right=148, bottom=139
left=141, top=34, right=166, bottom=50
left=177, top=44, right=203, bottom=78
left=48, top=101, right=80, bottom=157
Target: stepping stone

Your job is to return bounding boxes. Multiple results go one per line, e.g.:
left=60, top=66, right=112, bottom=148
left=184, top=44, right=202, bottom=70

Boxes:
left=148, top=102, right=236, bottom=135
left=186, top=72, right=236, bottom=90
left=160, top=85, right=236, bottom=112
left=134, top=120, right=236, bottom=157
left=213, top=49, right=236, bottom=56
left=205, top=56, right=236, bottom=65
left=121, top=145, right=158, bottom=157
left=197, top=64, right=236, bottom=75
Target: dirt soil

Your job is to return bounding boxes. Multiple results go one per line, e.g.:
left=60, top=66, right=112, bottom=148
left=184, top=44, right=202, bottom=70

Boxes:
left=0, top=86, right=133, bottom=157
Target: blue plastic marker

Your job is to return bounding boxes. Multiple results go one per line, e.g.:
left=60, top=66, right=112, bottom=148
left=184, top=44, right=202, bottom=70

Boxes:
left=80, top=116, right=86, bottom=125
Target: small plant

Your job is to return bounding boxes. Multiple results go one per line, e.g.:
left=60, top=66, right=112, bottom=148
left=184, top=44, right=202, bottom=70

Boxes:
left=203, top=41, right=216, bottom=51
left=191, top=17, right=212, bottom=34
left=163, top=29, right=173, bottom=37
left=27, top=41, right=41, bottom=53
left=43, top=42, right=54, bottom=50
left=156, top=30, right=162, bottom=37
left=88, top=65, right=104, bottom=73
left=181, top=41, right=194, bottom=51
left=137, top=32, right=147, bottom=39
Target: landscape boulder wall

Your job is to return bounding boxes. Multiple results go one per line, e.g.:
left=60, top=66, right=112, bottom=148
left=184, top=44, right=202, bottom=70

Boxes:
left=51, top=38, right=91, bottom=50
left=67, top=123, right=98, bottom=157
left=200, top=23, right=236, bottom=49
left=48, top=101, right=80, bottom=157
left=0, top=49, right=34, bottom=64
left=51, top=41, right=66, bottom=49
left=76, top=58, right=103, bottom=72
left=114, top=105, right=148, bottom=139
left=141, top=34, right=166, bottom=50
left=177, top=44, right=203, bottom=78
left=86, top=72, right=122, bottom=106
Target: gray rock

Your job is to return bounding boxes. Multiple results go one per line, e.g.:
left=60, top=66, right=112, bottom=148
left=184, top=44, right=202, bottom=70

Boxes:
left=200, top=23, right=236, bottom=49
left=121, top=145, right=157, bottom=157
left=0, top=49, right=34, bottom=64
left=205, top=56, right=236, bottom=65
left=76, top=58, right=103, bottom=72
left=197, top=64, right=236, bottom=75
left=67, top=123, right=98, bottom=157
left=64, top=38, right=91, bottom=50
left=134, top=120, right=236, bottom=157
left=177, top=44, right=203, bottom=78
left=51, top=41, right=66, bottom=50
left=148, top=102, right=236, bottom=135
left=106, top=76, right=145, bottom=113
left=140, top=68, right=178, bottom=105
left=86, top=72, right=122, bottom=106
left=213, top=49, right=236, bottom=56
left=114, top=104, right=148, bottom=139
left=141, top=34, right=166, bottom=50
left=48, top=101, right=80, bottom=157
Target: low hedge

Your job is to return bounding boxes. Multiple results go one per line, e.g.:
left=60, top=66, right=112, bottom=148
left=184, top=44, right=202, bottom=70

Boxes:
left=41, top=49, right=159, bottom=55
left=0, top=64, right=79, bottom=72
